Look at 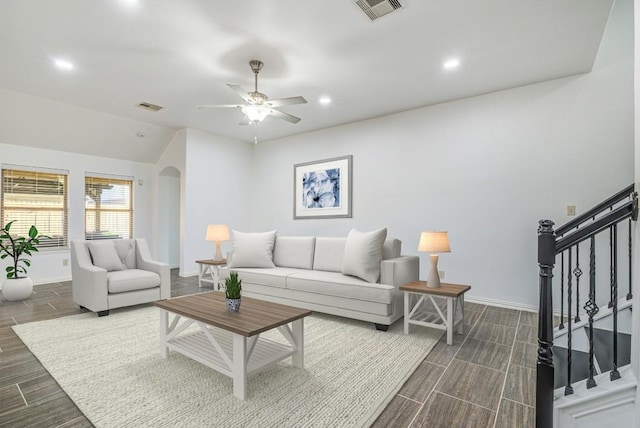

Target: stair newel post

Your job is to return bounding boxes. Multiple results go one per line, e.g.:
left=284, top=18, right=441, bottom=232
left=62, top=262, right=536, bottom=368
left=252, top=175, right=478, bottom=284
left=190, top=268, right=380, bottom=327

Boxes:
left=537, top=220, right=555, bottom=428
left=585, top=235, right=599, bottom=389
left=574, top=244, right=581, bottom=323
left=611, top=223, right=620, bottom=381
left=565, top=247, right=574, bottom=395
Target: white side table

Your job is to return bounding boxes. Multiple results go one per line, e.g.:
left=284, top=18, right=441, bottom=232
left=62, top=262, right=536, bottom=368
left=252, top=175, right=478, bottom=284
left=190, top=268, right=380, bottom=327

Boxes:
left=195, top=259, right=227, bottom=290
left=400, top=281, right=471, bottom=345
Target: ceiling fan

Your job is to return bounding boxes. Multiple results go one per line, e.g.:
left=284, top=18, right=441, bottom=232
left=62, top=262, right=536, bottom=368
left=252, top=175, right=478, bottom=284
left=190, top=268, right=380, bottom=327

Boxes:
left=197, top=60, right=307, bottom=125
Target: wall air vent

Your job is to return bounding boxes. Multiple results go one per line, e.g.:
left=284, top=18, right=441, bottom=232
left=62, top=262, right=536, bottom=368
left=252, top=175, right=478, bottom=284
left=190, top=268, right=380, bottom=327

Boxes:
left=355, top=0, right=404, bottom=21
left=136, top=102, right=163, bottom=112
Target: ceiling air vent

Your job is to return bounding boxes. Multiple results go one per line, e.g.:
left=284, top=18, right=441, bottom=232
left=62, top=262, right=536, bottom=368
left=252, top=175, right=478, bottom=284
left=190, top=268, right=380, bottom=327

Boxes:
left=355, top=0, right=404, bottom=21
left=136, top=102, right=163, bottom=112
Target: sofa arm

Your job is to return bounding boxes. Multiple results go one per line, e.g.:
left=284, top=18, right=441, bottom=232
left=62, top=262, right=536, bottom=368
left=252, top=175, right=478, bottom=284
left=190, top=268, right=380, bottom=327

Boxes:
left=135, top=239, right=171, bottom=300
left=70, top=240, right=109, bottom=311
left=380, top=255, right=419, bottom=287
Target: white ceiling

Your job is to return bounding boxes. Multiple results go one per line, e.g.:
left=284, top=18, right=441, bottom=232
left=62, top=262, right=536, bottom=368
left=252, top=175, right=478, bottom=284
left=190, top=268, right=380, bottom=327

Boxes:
left=0, top=0, right=614, bottom=162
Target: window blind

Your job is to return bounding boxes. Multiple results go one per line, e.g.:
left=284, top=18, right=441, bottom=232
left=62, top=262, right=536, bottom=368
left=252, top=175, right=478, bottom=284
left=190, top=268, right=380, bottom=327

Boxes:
left=1, top=168, right=68, bottom=249
left=85, top=176, right=133, bottom=240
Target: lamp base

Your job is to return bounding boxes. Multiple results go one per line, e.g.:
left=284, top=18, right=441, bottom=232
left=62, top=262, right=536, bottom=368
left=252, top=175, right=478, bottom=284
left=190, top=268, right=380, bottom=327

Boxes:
left=426, top=254, right=441, bottom=288
left=213, top=241, right=224, bottom=262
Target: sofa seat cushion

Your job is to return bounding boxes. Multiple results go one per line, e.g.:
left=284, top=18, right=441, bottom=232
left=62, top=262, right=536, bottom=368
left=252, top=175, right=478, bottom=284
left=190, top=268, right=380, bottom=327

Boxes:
left=286, top=270, right=394, bottom=304
left=222, top=267, right=304, bottom=289
left=107, top=269, right=160, bottom=293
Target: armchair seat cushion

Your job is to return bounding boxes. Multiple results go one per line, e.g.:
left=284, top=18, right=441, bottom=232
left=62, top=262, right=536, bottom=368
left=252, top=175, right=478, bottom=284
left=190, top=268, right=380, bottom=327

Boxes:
left=107, top=269, right=161, bottom=294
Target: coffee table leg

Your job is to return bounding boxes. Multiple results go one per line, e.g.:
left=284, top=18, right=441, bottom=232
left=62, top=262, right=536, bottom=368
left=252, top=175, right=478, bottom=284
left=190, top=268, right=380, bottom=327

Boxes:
left=233, top=334, right=247, bottom=400
left=159, top=309, right=168, bottom=358
left=292, top=319, right=304, bottom=368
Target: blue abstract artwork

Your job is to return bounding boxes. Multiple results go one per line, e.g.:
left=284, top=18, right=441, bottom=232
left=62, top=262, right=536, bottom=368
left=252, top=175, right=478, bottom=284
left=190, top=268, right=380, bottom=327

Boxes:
left=302, top=168, right=341, bottom=209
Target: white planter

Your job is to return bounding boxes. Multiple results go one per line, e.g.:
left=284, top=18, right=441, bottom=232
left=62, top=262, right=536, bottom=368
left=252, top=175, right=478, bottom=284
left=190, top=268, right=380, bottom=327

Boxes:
left=2, top=277, right=33, bottom=301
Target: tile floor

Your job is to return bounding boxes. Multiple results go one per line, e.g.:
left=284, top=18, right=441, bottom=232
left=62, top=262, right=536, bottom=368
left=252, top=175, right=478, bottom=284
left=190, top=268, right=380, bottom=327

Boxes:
left=0, top=271, right=536, bottom=427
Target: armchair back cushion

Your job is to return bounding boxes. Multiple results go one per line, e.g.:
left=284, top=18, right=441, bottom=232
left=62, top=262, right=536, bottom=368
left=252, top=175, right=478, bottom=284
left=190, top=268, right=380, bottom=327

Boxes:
left=87, top=241, right=124, bottom=272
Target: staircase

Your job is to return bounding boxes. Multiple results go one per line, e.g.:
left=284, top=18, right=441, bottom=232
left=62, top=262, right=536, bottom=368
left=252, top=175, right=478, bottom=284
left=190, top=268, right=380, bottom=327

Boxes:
left=536, top=185, right=638, bottom=427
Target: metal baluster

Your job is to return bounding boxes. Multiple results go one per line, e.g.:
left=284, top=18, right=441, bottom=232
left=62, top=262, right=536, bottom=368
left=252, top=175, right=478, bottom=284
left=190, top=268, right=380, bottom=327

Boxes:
left=565, top=247, right=574, bottom=395
left=628, top=218, right=633, bottom=300
left=574, top=244, right=582, bottom=322
left=584, top=236, right=599, bottom=388
left=560, top=252, right=565, bottom=329
left=611, top=224, right=620, bottom=381
left=609, top=226, right=614, bottom=308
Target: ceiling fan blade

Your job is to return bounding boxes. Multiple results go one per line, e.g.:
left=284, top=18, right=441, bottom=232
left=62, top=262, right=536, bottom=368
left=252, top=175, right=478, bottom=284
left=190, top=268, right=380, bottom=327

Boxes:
left=226, top=83, right=252, bottom=103
left=268, top=109, right=302, bottom=124
left=264, top=96, right=307, bottom=108
left=197, top=104, right=243, bottom=109
left=239, top=115, right=251, bottom=125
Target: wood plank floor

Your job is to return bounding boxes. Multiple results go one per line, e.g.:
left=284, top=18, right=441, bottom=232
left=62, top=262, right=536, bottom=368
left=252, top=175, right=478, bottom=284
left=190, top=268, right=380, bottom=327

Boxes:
left=0, top=271, right=536, bottom=427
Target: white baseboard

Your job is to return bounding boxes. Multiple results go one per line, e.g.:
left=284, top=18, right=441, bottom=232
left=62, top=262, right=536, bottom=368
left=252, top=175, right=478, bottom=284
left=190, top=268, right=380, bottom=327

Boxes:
left=33, top=276, right=72, bottom=285
left=466, top=295, right=538, bottom=313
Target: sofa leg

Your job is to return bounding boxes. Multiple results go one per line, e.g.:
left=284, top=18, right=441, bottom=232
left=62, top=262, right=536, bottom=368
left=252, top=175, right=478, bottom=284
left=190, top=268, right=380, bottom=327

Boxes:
left=97, top=310, right=110, bottom=317
left=374, top=323, right=389, bottom=331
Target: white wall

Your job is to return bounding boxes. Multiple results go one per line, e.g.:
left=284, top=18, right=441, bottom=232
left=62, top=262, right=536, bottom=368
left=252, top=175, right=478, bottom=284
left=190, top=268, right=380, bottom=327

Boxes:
left=250, top=0, right=634, bottom=309
left=157, top=170, right=180, bottom=267
left=180, top=128, right=253, bottom=276
left=0, top=143, right=155, bottom=284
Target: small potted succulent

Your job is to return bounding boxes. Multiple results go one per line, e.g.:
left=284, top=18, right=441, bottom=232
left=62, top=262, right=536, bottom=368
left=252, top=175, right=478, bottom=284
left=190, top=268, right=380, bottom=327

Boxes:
left=224, top=271, right=242, bottom=312
left=0, top=220, right=47, bottom=301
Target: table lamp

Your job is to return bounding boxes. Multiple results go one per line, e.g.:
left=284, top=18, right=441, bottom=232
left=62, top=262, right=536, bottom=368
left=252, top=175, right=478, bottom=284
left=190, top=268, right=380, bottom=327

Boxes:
left=418, top=231, right=451, bottom=288
left=206, top=224, right=230, bottom=261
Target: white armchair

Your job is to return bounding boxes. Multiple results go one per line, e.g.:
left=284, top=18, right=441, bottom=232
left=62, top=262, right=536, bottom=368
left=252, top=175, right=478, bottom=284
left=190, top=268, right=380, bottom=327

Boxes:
left=70, top=238, right=170, bottom=316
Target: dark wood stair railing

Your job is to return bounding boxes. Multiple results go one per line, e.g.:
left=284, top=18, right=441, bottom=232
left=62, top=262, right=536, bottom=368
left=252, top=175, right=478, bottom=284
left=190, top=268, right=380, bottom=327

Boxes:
left=536, top=185, right=637, bottom=428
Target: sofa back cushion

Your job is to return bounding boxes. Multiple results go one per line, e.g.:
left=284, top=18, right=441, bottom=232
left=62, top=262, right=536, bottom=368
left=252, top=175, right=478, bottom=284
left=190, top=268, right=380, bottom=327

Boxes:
left=383, top=238, right=401, bottom=260
left=273, top=236, right=316, bottom=270
left=313, top=237, right=346, bottom=272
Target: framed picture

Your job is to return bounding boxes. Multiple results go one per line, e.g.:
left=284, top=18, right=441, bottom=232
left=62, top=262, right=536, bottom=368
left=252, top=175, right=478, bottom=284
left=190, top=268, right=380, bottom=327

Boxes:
left=294, top=155, right=352, bottom=219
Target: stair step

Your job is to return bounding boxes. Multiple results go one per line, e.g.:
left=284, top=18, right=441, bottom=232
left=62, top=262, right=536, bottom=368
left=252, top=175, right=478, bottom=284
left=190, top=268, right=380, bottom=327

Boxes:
left=553, top=347, right=592, bottom=389
left=591, top=328, right=632, bottom=373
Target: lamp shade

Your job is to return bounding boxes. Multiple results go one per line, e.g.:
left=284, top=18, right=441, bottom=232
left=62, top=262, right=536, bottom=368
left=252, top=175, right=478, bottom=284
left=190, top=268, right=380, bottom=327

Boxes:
left=418, top=231, right=451, bottom=253
left=206, top=224, right=230, bottom=242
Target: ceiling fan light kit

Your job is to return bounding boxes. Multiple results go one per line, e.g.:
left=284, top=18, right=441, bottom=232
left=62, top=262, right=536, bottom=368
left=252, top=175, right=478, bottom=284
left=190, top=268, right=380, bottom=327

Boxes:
left=197, top=60, right=307, bottom=126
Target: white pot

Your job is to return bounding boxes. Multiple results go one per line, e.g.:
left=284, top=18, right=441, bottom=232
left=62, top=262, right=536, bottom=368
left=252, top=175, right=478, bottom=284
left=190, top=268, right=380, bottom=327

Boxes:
left=2, top=277, right=34, bottom=301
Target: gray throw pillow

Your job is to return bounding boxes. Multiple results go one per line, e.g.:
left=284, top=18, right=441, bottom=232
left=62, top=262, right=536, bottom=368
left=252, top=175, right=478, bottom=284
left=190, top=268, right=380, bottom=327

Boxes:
left=342, top=227, right=387, bottom=283
left=227, top=230, right=277, bottom=268
left=87, top=241, right=124, bottom=272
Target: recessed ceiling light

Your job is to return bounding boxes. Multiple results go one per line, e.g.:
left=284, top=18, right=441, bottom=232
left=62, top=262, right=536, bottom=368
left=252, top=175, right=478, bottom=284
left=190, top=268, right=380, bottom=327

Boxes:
left=443, top=59, right=460, bottom=70
left=319, top=96, right=331, bottom=105
left=53, top=59, right=74, bottom=70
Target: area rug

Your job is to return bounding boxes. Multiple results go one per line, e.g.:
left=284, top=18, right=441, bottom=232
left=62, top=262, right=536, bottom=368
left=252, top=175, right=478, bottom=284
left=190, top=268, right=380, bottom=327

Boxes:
left=13, top=305, right=441, bottom=427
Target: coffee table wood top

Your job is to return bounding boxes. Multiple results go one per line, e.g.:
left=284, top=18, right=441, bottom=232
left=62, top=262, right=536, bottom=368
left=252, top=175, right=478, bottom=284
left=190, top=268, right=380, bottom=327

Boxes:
left=400, top=281, right=471, bottom=298
left=155, top=292, right=312, bottom=337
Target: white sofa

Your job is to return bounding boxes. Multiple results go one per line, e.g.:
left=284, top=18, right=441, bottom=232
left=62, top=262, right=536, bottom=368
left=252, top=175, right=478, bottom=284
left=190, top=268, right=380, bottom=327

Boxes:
left=70, top=238, right=170, bottom=316
left=219, top=235, right=418, bottom=330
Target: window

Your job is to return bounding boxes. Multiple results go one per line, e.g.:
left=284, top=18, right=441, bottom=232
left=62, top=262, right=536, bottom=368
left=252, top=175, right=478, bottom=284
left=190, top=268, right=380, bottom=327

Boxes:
left=85, top=175, right=133, bottom=240
left=1, top=167, right=68, bottom=249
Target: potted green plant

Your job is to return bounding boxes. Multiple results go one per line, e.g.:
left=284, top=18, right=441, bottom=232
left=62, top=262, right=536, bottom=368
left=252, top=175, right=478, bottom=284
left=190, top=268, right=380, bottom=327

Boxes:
left=0, top=220, right=47, bottom=301
left=224, top=271, right=242, bottom=312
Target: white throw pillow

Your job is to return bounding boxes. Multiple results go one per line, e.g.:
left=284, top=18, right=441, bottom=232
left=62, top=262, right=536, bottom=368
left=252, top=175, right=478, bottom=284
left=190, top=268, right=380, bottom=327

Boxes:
left=227, top=230, right=277, bottom=268
left=342, top=227, right=387, bottom=283
left=87, top=241, right=124, bottom=272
